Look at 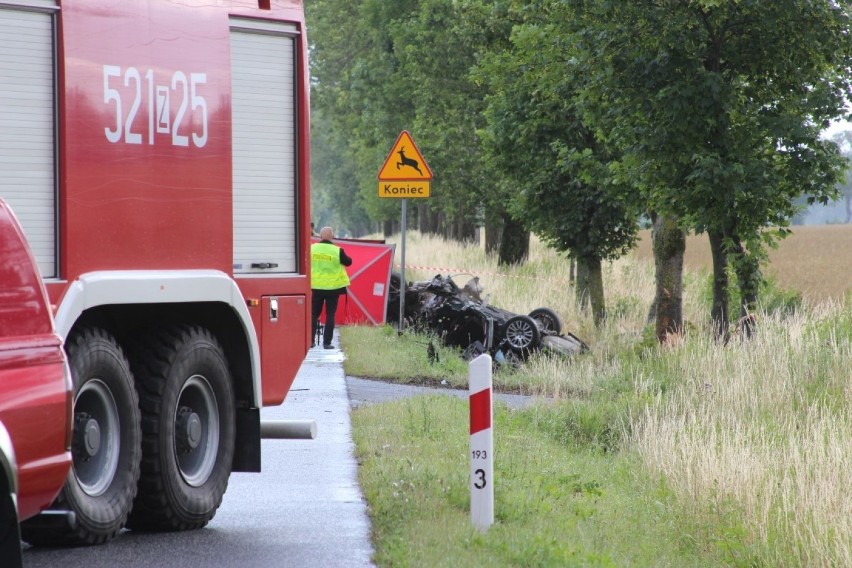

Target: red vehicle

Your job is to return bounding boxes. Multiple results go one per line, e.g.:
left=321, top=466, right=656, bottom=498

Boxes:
left=0, top=0, right=312, bottom=546
left=0, top=199, right=73, bottom=565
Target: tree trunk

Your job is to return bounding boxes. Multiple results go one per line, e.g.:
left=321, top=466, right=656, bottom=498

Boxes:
left=651, top=213, right=685, bottom=343
left=575, top=260, right=590, bottom=311
left=412, top=202, right=426, bottom=233
left=576, top=257, right=605, bottom=326
left=484, top=218, right=502, bottom=256
left=418, top=206, right=440, bottom=235
left=729, top=234, right=760, bottom=338
left=451, top=218, right=477, bottom=243
left=497, top=215, right=529, bottom=266
left=707, top=229, right=730, bottom=340
left=846, top=193, right=851, bottom=223
left=382, top=220, right=394, bottom=238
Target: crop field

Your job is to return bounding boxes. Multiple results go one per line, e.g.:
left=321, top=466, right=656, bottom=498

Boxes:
left=633, top=224, right=852, bottom=304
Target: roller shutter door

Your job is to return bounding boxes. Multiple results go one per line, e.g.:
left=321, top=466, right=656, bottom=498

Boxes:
left=0, top=4, right=57, bottom=278
left=230, top=19, right=298, bottom=274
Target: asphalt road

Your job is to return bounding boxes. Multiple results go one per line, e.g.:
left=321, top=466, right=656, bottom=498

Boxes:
left=22, top=340, right=375, bottom=568
left=347, top=376, right=538, bottom=409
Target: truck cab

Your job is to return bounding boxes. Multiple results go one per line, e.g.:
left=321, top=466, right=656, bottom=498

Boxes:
left=0, top=199, right=72, bottom=564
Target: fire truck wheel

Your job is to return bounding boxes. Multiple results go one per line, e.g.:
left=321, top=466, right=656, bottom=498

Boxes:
left=22, top=327, right=142, bottom=546
left=127, top=325, right=235, bottom=531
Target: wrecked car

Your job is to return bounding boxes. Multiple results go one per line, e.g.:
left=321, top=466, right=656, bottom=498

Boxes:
left=387, top=273, right=588, bottom=361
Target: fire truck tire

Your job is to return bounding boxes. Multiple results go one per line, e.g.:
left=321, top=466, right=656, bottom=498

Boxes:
left=127, top=325, right=235, bottom=532
left=22, top=327, right=142, bottom=546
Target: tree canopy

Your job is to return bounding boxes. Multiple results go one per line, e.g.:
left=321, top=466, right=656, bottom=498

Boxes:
left=574, top=0, right=852, bottom=332
left=307, top=0, right=852, bottom=335
left=477, top=2, right=640, bottom=322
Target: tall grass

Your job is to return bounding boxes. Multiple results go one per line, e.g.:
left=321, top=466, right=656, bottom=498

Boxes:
left=632, top=309, right=852, bottom=566
left=361, top=230, right=852, bottom=566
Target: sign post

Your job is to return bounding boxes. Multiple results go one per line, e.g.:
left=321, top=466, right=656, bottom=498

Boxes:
left=377, top=131, right=432, bottom=332
left=469, top=353, right=494, bottom=531
left=399, top=198, right=407, bottom=332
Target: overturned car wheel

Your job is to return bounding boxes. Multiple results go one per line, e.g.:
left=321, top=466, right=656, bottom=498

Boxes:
left=503, top=315, right=541, bottom=353
left=528, top=307, right=562, bottom=336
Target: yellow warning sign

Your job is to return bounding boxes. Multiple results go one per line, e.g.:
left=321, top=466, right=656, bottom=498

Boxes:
left=377, top=131, right=433, bottom=181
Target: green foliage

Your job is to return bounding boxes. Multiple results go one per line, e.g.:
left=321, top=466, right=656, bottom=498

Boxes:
left=306, top=0, right=421, bottom=232
left=632, top=325, right=663, bottom=358
left=476, top=4, right=640, bottom=265
left=311, top=109, right=373, bottom=236
left=307, top=0, right=516, bottom=236
left=308, top=0, right=852, bottom=328
left=758, top=275, right=802, bottom=318
left=804, top=307, right=852, bottom=355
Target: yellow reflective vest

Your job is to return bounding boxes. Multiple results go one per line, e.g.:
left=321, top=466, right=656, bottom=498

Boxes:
left=310, top=242, right=351, bottom=290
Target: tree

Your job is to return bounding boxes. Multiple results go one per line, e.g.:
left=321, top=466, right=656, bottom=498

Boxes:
left=311, top=108, right=373, bottom=236
left=389, top=0, right=490, bottom=242
left=308, top=0, right=524, bottom=251
left=307, top=0, right=421, bottom=234
left=478, top=6, right=640, bottom=324
left=830, top=131, right=852, bottom=223
left=649, top=212, right=686, bottom=342
left=577, top=0, right=852, bottom=338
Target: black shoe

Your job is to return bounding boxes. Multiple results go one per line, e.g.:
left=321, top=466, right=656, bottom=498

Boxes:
left=311, top=342, right=316, bottom=348
left=323, top=344, right=333, bottom=350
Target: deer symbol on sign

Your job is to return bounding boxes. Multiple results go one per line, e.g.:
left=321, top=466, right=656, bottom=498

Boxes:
left=396, top=146, right=423, bottom=175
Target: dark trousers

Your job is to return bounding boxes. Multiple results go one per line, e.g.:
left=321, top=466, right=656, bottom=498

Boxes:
left=311, top=290, right=341, bottom=346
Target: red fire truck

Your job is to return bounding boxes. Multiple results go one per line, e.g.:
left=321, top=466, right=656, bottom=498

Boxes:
left=1, top=0, right=312, bottom=546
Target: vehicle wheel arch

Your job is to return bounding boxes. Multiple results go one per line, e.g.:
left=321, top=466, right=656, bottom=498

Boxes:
left=53, top=272, right=261, bottom=410
left=68, top=303, right=259, bottom=474
left=67, top=302, right=256, bottom=408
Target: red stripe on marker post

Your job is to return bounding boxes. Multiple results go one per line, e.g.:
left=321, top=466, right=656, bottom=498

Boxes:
left=469, top=388, right=492, bottom=435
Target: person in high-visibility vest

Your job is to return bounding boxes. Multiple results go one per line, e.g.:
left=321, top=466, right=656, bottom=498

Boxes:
left=311, top=226, right=352, bottom=349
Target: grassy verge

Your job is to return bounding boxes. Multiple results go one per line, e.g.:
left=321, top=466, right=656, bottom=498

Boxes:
left=342, top=326, right=753, bottom=566
left=352, top=394, right=743, bottom=567
left=340, top=231, right=852, bottom=566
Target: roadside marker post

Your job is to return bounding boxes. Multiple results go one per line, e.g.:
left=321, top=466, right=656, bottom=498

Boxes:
left=469, top=353, right=494, bottom=531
